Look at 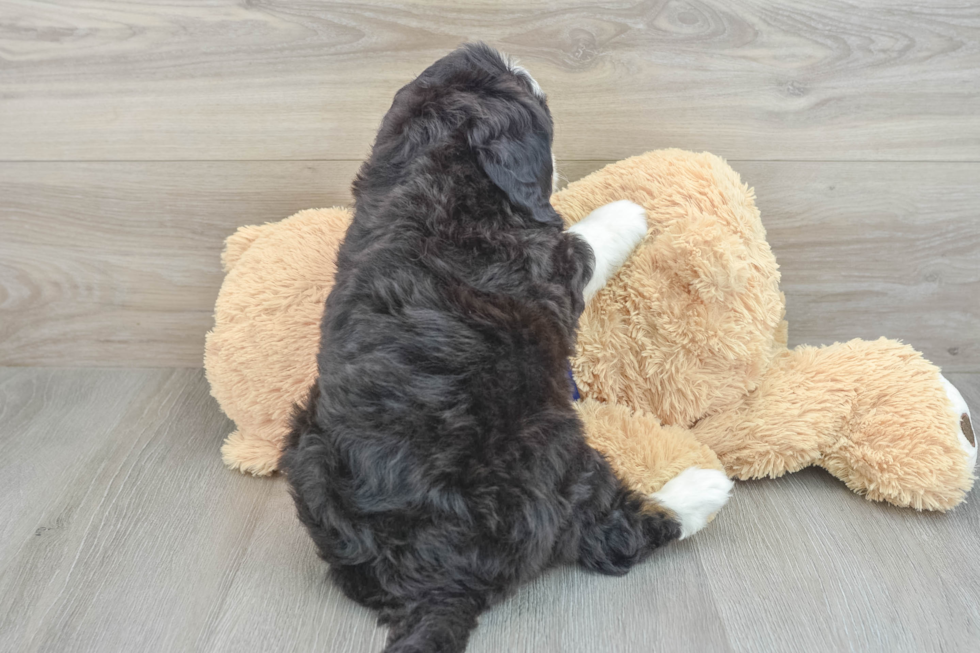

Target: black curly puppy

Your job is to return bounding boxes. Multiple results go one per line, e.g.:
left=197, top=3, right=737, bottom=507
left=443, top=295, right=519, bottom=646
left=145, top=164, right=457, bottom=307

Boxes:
left=281, top=43, right=732, bottom=653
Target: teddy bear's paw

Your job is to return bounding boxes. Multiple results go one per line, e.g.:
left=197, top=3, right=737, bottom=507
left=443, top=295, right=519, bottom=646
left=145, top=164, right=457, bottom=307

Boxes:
left=650, top=466, right=734, bottom=540
left=567, top=199, right=648, bottom=302
left=940, top=375, right=976, bottom=471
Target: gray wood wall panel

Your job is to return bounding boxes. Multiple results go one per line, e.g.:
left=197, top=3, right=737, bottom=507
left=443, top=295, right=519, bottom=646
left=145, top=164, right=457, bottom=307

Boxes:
left=2, top=1, right=977, bottom=368
left=2, top=161, right=976, bottom=369
left=1, top=1, right=978, bottom=161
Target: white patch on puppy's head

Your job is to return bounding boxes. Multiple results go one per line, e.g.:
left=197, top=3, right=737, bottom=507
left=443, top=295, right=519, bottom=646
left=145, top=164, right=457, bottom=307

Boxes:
left=508, top=61, right=545, bottom=99
left=485, top=46, right=545, bottom=100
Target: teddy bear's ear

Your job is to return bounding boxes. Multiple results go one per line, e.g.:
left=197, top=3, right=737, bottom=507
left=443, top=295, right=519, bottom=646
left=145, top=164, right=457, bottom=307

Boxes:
left=221, top=224, right=271, bottom=272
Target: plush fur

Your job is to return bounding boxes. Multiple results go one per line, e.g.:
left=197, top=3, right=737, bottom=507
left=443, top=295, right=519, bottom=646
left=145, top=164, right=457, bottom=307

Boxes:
left=205, top=148, right=975, bottom=513
left=553, top=152, right=975, bottom=510
left=277, top=44, right=711, bottom=653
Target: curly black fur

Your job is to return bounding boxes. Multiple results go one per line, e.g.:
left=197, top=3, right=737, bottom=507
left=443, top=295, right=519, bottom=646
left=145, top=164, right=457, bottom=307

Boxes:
left=280, top=43, right=682, bottom=653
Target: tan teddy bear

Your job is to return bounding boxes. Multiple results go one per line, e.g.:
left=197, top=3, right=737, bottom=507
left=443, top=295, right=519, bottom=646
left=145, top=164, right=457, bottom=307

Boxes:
left=205, top=149, right=975, bottom=511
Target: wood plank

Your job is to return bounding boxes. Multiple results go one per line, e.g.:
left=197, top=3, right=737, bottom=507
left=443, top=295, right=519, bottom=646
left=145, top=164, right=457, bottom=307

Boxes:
left=1, top=1, right=978, bottom=162
left=701, top=467, right=980, bottom=652
left=749, top=162, right=980, bottom=372
left=2, top=160, right=977, bottom=369
left=2, top=369, right=976, bottom=651
left=0, top=368, right=276, bottom=653
left=469, top=539, right=732, bottom=653
left=0, top=160, right=359, bottom=367
left=0, top=368, right=153, bottom=562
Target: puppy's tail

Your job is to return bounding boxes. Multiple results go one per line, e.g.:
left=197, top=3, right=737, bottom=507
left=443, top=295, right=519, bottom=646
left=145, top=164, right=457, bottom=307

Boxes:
left=382, top=594, right=485, bottom=653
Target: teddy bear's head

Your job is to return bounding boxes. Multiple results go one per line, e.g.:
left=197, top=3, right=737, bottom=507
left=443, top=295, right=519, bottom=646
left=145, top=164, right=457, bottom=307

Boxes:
left=205, top=208, right=352, bottom=475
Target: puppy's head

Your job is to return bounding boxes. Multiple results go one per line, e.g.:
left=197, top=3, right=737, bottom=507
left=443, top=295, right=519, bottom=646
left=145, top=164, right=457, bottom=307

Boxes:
left=364, top=42, right=560, bottom=228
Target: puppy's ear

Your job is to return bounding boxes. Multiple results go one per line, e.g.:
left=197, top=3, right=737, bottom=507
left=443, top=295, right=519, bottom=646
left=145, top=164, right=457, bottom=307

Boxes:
left=469, top=116, right=562, bottom=228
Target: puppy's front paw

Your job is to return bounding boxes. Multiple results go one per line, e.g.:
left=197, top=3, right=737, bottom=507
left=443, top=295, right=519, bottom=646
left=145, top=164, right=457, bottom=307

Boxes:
left=595, top=199, right=648, bottom=249
left=650, top=467, right=733, bottom=540
left=567, top=200, right=648, bottom=302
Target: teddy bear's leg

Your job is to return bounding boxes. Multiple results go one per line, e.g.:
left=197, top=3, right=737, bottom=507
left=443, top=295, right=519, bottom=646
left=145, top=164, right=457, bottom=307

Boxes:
left=821, top=357, right=976, bottom=511
left=688, top=348, right=835, bottom=482
left=576, top=398, right=725, bottom=495
left=691, top=338, right=976, bottom=511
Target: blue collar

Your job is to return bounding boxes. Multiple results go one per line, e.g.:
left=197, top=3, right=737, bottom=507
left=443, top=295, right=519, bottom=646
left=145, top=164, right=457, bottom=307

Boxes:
left=567, top=364, right=580, bottom=402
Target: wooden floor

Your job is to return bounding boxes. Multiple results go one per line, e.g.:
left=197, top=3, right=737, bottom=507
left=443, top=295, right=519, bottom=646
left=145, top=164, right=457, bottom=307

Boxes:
left=2, top=2, right=979, bottom=652
left=0, top=367, right=978, bottom=653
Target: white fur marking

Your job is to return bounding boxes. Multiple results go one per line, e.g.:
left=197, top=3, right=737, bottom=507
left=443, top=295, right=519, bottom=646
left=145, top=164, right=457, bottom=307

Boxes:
left=651, top=467, right=734, bottom=540
left=567, top=200, right=648, bottom=302
left=509, top=61, right=544, bottom=98
left=940, top=374, right=976, bottom=470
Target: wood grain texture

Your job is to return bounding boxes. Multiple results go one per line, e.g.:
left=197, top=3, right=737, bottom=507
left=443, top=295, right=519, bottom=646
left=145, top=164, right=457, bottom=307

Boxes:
left=2, top=160, right=977, bottom=369
left=749, top=162, right=980, bottom=371
left=0, top=368, right=274, bottom=653
left=0, top=368, right=977, bottom=652
left=1, top=1, right=979, bottom=161
left=0, top=160, right=359, bottom=367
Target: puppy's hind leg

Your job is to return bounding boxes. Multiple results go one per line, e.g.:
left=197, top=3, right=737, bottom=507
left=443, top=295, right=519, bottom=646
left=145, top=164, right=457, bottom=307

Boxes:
left=330, top=563, right=403, bottom=615
left=577, top=483, right=681, bottom=576
left=576, top=455, right=733, bottom=575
